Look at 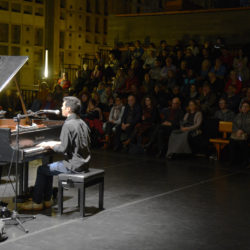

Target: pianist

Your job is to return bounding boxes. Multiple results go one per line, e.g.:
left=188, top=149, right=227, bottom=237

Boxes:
left=21, top=96, right=91, bottom=211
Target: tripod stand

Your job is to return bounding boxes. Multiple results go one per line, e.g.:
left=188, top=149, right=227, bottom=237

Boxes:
left=2, top=113, right=35, bottom=233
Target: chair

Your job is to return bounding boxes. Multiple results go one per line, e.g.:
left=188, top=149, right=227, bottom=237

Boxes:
left=58, top=168, right=105, bottom=217
left=209, top=121, right=233, bottom=160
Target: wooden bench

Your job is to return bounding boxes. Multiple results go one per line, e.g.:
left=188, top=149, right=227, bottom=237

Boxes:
left=209, top=121, right=233, bottom=160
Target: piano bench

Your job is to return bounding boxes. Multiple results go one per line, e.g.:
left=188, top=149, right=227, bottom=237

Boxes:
left=57, top=168, right=105, bottom=217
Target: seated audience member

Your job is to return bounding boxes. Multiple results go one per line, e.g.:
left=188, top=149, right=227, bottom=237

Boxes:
left=239, top=87, right=250, bottom=108
left=225, top=70, right=242, bottom=94
left=183, top=84, right=199, bottom=107
left=181, top=69, right=196, bottom=98
left=103, top=96, right=125, bottom=148
left=79, top=91, right=89, bottom=117
left=145, top=97, right=183, bottom=158
left=120, top=43, right=132, bottom=67
left=149, top=59, right=162, bottom=82
left=58, top=72, right=71, bottom=90
left=94, top=52, right=105, bottom=68
left=199, top=83, right=217, bottom=118
left=142, top=73, right=155, bottom=95
left=100, top=86, right=112, bottom=106
left=223, top=85, right=241, bottom=113
left=131, top=96, right=159, bottom=146
left=82, top=98, right=103, bottom=147
left=208, top=71, right=225, bottom=97
left=79, top=63, right=91, bottom=88
left=153, top=84, right=170, bottom=109
left=177, top=60, right=188, bottom=84
left=167, top=100, right=202, bottom=158
left=160, top=57, right=176, bottom=82
left=143, top=49, right=157, bottom=70
left=112, top=69, right=126, bottom=94
left=133, top=40, right=144, bottom=60
left=166, top=69, right=177, bottom=91
left=105, top=52, right=119, bottom=80
left=92, top=91, right=105, bottom=112
left=124, top=69, right=140, bottom=94
left=90, top=65, right=103, bottom=89
left=229, top=101, right=250, bottom=167
left=214, top=98, right=235, bottom=122
left=41, top=93, right=56, bottom=110
left=198, top=59, right=211, bottom=83
left=187, top=39, right=199, bottom=56
left=233, top=48, right=249, bottom=84
left=173, top=49, right=183, bottom=67
left=210, top=58, right=227, bottom=80
left=53, top=85, right=64, bottom=109
left=113, top=95, right=141, bottom=151
left=31, top=81, right=50, bottom=112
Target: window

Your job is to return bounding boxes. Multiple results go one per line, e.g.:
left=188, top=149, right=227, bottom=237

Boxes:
left=0, top=46, right=8, bottom=55
left=95, top=0, right=100, bottom=13
left=0, top=1, right=9, bottom=11
left=60, top=0, right=66, bottom=8
left=11, top=25, right=21, bottom=44
left=95, top=18, right=100, bottom=33
left=59, top=31, right=65, bottom=49
left=103, top=19, right=107, bottom=34
left=11, top=47, right=20, bottom=56
left=35, top=0, right=44, bottom=4
left=104, top=0, right=108, bottom=15
left=0, top=23, right=8, bottom=42
left=23, top=5, right=32, bottom=14
left=60, top=11, right=66, bottom=20
left=86, top=16, right=91, bottom=32
left=11, top=3, right=21, bottom=12
left=86, top=0, right=91, bottom=12
left=85, top=35, right=91, bottom=43
left=34, top=28, right=43, bottom=46
left=35, top=7, right=44, bottom=16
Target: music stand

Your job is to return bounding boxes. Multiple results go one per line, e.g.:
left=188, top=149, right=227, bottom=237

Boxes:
left=0, top=56, right=35, bottom=233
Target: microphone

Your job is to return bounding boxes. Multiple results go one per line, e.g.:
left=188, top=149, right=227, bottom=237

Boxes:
left=40, top=110, right=60, bottom=115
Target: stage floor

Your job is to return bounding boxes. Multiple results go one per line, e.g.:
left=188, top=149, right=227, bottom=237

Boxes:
left=0, top=150, right=250, bottom=250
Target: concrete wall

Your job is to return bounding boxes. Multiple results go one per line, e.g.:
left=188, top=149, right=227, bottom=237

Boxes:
left=107, top=8, right=250, bottom=46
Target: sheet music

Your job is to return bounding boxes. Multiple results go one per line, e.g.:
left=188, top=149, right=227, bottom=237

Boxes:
left=0, top=56, right=28, bottom=92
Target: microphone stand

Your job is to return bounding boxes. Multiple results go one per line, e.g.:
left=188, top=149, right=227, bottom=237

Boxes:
left=2, top=113, right=36, bottom=233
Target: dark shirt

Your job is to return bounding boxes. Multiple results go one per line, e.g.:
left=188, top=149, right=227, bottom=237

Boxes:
left=122, top=104, right=141, bottom=127
left=53, top=113, right=91, bottom=172
left=161, top=107, right=184, bottom=129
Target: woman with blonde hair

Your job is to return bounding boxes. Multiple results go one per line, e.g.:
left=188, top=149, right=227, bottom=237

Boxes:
left=167, top=100, right=202, bottom=159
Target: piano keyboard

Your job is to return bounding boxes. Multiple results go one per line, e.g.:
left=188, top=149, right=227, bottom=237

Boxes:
left=23, top=146, right=48, bottom=155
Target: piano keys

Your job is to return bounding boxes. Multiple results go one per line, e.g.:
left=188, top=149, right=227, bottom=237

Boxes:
left=0, top=118, right=64, bottom=195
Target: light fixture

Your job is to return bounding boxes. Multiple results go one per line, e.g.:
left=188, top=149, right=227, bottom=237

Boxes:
left=44, top=49, right=48, bottom=78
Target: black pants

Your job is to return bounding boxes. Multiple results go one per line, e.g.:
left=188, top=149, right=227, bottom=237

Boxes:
left=104, top=122, right=116, bottom=136
left=148, top=124, right=173, bottom=152
left=113, top=124, right=134, bottom=148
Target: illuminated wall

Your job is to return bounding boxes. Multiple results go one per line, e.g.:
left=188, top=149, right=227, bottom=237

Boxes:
left=0, top=0, right=45, bottom=89
left=108, top=8, right=250, bottom=47
left=0, top=0, right=109, bottom=89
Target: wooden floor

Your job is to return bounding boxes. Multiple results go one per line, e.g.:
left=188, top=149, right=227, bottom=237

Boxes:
left=0, top=150, right=250, bottom=250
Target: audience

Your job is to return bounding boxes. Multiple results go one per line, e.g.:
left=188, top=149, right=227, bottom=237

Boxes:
left=3, top=36, right=249, bottom=167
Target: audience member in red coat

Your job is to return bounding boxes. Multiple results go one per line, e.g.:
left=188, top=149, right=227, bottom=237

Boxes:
left=225, top=70, right=242, bottom=94
left=58, top=72, right=71, bottom=89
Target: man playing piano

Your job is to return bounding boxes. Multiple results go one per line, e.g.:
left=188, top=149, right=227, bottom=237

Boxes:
left=21, top=96, right=91, bottom=210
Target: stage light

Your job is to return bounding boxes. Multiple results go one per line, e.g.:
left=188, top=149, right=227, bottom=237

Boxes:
left=44, top=49, right=49, bottom=78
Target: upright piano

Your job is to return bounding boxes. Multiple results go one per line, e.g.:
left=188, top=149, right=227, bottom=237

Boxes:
left=0, top=119, right=64, bottom=195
